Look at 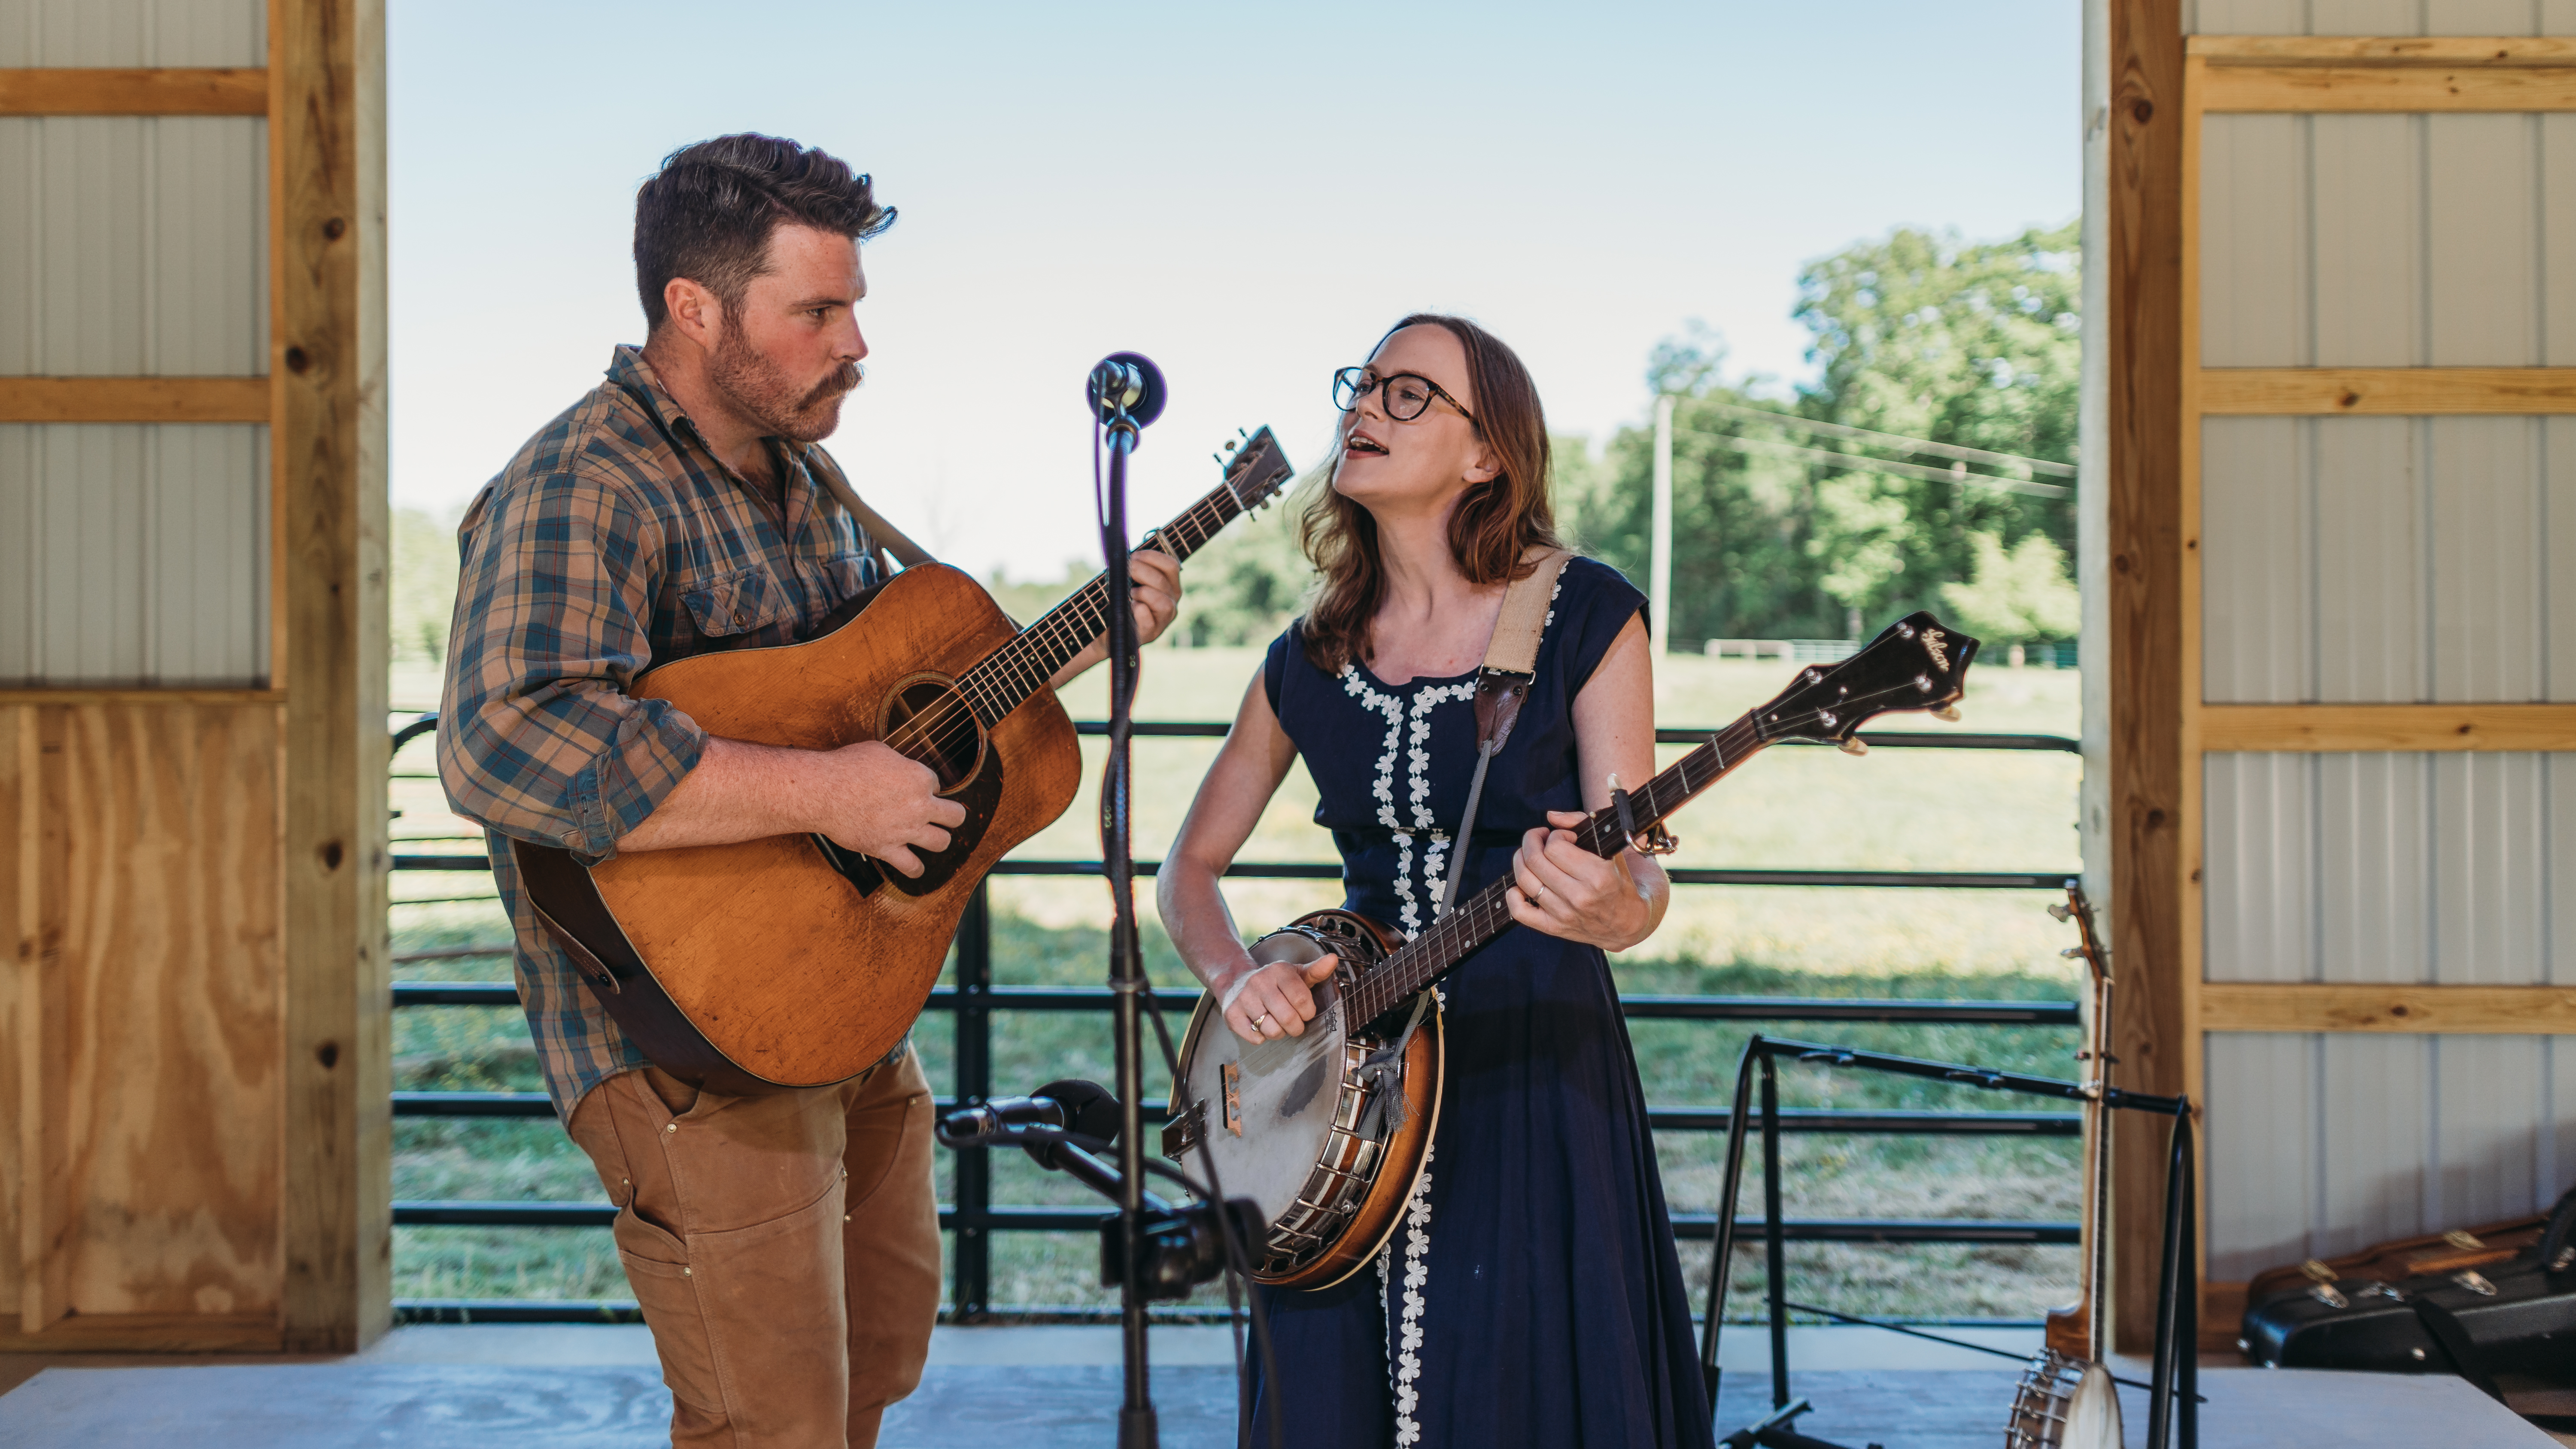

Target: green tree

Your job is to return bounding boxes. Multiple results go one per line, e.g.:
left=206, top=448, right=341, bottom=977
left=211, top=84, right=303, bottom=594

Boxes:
left=1939, top=531, right=2081, bottom=645
left=1569, top=220, right=2081, bottom=645
left=1795, top=220, right=2080, bottom=626
left=391, top=506, right=462, bottom=663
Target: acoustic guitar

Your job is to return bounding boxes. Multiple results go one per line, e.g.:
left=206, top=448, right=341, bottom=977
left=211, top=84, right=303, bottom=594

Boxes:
left=1163, top=611, right=1980, bottom=1288
left=517, top=427, right=1297, bottom=1093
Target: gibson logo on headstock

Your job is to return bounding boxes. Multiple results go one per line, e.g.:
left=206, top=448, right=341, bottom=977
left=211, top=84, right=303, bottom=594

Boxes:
left=1923, top=628, right=1951, bottom=671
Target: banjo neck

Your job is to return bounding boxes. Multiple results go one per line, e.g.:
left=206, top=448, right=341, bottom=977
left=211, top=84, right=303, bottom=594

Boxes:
left=1340, top=610, right=1981, bottom=1027
left=1344, top=715, right=1768, bottom=1025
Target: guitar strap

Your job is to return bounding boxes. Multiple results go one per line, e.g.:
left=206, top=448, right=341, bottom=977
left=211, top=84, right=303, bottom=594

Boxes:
left=810, top=456, right=935, bottom=574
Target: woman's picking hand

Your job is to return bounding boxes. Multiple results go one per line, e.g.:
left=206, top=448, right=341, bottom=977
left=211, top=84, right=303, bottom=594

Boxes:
left=1506, top=810, right=1659, bottom=951
left=1219, top=953, right=1340, bottom=1044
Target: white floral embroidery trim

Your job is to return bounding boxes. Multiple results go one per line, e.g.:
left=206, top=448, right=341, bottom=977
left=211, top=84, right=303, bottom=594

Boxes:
left=1390, top=1139, right=1437, bottom=1446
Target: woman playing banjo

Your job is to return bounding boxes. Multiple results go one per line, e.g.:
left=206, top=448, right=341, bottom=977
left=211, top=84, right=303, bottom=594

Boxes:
left=1159, top=314, right=1716, bottom=1446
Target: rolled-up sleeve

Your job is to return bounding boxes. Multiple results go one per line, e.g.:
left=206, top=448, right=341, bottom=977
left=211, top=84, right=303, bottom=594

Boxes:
left=437, top=469, right=703, bottom=863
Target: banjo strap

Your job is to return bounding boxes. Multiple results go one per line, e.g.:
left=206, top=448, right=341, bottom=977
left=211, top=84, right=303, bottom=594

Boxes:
left=1361, top=549, right=1573, bottom=1141
left=1438, top=547, right=1574, bottom=914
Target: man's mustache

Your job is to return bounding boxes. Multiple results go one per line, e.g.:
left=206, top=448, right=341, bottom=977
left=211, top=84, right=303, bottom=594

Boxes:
left=801, top=363, right=863, bottom=409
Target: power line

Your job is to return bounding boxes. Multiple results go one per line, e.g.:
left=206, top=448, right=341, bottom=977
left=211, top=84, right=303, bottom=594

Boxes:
left=1680, top=428, right=2072, bottom=500
left=1681, top=398, right=2077, bottom=480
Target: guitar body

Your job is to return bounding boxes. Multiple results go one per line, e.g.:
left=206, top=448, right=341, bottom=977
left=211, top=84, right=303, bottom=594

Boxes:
left=510, top=426, right=1301, bottom=1094
left=527, top=563, right=1081, bottom=1091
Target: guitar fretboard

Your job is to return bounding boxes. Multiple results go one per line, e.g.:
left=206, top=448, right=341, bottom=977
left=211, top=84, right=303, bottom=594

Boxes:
left=1343, top=713, right=1774, bottom=1024
left=953, top=474, right=1256, bottom=726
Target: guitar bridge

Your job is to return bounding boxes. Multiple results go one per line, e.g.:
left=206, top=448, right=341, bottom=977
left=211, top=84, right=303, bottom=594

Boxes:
left=1221, top=1063, right=1243, bottom=1137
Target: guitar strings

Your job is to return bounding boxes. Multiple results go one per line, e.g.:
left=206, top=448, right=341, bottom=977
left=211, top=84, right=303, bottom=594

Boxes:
left=869, top=486, right=1252, bottom=764
left=877, top=485, right=1248, bottom=756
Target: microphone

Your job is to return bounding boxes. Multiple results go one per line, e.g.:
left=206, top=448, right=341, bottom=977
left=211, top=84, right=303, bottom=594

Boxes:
left=1085, top=351, right=1167, bottom=428
left=939, top=1078, right=1122, bottom=1146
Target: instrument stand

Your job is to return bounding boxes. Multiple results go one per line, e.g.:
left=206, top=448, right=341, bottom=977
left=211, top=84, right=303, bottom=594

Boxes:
left=1698, top=1035, right=2200, bottom=1449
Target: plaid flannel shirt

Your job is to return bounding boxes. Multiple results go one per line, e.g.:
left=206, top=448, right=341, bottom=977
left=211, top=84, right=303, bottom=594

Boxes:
left=439, top=345, right=887, bottom=1115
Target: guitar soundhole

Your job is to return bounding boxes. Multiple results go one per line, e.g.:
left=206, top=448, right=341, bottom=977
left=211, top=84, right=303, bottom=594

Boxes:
left=880, top=675, right=985, bottom=790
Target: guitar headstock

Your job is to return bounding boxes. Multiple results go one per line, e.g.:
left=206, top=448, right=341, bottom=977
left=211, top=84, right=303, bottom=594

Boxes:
left=2050, top=881, right=2111, bottom=984
left=1752, top=611, right=1980, bottom=746
left=1218, top=426, right=1294, bottom=513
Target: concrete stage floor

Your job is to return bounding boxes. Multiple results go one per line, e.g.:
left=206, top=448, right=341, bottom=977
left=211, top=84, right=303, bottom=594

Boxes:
left=0, top=1323, right=2556, bottom=1447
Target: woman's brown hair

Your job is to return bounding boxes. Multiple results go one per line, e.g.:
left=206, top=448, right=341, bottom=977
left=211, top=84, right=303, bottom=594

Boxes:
left=1297, top=313, right=1563, bottom=672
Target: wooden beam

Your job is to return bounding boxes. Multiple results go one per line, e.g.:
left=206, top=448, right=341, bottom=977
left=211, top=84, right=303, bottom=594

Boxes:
left=2201, top=983, right=2576, bottom=1034
left=2188, top=36, right=2576, bottom=67
left=2199, top=367, right=2576, bottom=415
left=2200, top=704, right=2576, bottom=753
left=274, top=0, right=391, bottom=1355
left=0, top=67, right=267, bottom=115
left=0, top=1312, right=283, bottom=1354
left=2198, top=64, right=2576, bottom=112
left=0, top=690, right=286, bottom=708
left=0, top=377, right=269, bottom=424
left=2108, top=0, right=2188, bottom=1359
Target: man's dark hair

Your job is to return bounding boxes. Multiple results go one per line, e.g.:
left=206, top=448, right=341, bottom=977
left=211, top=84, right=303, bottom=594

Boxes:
left=633, top=133, right=894, bottom=331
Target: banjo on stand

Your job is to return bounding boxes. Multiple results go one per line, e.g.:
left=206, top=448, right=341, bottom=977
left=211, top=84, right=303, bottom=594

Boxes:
left=1164, top=611, right=1981, bottom=1288
left=2005, top=881, right=2125, bottom=1449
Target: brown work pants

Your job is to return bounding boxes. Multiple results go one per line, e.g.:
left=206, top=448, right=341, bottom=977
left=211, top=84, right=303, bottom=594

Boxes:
left=565, top=1050, right=941, bottom=1449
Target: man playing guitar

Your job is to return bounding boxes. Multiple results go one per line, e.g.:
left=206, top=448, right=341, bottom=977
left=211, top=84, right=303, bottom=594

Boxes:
left=437, top=133, right=1180, bottom=1447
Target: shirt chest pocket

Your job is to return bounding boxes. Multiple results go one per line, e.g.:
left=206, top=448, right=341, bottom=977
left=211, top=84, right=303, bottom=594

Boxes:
left=680, top=567, right=794, bottom=638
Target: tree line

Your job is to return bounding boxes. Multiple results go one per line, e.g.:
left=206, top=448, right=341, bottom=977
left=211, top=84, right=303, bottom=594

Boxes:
left=1176, top=218, right=2083, bottom=653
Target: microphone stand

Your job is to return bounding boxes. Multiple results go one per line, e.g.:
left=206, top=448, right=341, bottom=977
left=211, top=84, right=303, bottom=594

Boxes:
left=1097, top=373, right=1156, bottom=1449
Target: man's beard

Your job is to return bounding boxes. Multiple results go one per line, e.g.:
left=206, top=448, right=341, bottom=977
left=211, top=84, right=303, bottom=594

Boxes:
left=708, top=322, right=860, bottom=444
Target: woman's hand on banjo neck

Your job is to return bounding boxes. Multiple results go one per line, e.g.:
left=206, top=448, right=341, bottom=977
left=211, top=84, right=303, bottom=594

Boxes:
left=1502, top=615, right=1668, bottom=954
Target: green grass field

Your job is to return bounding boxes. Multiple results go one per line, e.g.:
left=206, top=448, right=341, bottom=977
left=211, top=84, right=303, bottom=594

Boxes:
left=387, top=646, right=2086, bottom=1321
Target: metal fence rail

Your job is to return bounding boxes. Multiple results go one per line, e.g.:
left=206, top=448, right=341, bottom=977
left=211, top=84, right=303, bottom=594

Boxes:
left=389, top=718, right=2083, bottom=1324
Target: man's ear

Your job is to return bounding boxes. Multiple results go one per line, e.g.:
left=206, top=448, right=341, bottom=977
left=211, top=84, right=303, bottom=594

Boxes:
left=663, top=277, right=722, bottom=353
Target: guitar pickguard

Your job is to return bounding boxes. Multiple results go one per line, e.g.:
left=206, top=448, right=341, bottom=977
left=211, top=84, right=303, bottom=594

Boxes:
left=811, top=733, right=1005, bottom=899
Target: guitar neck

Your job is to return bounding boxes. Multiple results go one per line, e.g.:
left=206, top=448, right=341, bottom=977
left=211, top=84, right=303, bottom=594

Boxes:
left=1345, top=711, right=1774, bottom=1024
left=953, top=478, right=1251, bottom=726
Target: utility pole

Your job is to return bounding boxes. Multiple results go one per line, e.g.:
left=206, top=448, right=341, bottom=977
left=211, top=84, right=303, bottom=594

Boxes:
left=1651, top=393, right=1675, bottom=654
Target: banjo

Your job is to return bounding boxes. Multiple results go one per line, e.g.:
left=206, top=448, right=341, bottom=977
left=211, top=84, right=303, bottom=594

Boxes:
left=1164, top=611, right=1981, bottom=1288
left=2005, top=881, right=2124, bottom=1449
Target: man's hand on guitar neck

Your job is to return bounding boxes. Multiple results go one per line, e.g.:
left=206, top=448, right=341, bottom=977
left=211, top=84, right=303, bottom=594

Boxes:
left=613, top=735, right=967, bottom=878
left=1046, top=547, right=1182, bottom=690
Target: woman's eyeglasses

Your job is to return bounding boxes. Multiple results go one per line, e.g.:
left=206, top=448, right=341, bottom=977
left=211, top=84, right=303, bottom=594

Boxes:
left=1332, top=366, right=1477, bottom=428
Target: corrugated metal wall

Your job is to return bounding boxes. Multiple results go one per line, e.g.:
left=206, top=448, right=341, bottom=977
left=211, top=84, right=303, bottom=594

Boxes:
left=0, top=0, right=268, bottom=687
left=2193, top=0, right=2576, bottom=1279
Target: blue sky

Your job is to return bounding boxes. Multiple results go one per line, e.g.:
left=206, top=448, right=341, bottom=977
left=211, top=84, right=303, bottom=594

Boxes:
left=388, top=0, right=2079, bottom=579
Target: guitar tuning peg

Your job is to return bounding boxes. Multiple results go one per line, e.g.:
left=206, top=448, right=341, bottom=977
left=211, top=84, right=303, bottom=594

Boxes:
left=1838, top=737, right=1868, bottom=757
left=2047, top=903, right=2073, bottom=921
left=1224, top=440, right=1238, bottom=451
left=1931, top=703, right=1962, bottom=722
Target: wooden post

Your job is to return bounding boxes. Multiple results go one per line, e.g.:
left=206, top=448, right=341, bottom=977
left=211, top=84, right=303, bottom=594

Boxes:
left=2102, top=0, right=2187, bottom=1356
left=273, top=0, right=390, bottom=1353
left=1649, top=395, right=1675, bottom=654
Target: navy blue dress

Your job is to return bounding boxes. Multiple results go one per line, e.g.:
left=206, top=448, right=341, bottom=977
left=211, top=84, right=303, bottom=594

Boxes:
left=1248, top=557, right=1714, bottom=1449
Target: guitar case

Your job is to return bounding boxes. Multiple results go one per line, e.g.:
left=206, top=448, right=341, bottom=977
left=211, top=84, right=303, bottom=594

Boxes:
left=2241, top=1184, right=2576, bottom=1392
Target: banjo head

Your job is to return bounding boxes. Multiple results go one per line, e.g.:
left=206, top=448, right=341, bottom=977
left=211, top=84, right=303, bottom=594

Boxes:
left=1166, top=908, right=1427, bottom=1281
left=1175, top=921, right=1373, bottom=1230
